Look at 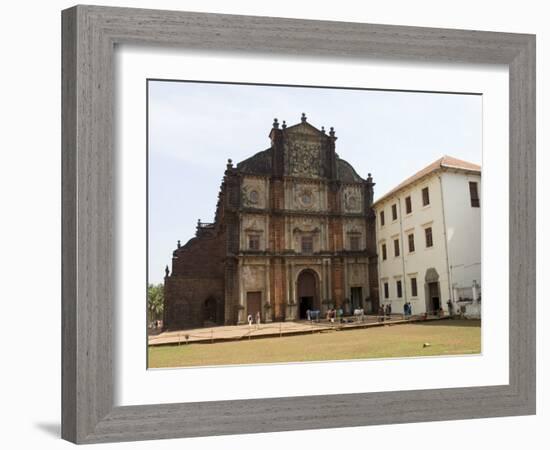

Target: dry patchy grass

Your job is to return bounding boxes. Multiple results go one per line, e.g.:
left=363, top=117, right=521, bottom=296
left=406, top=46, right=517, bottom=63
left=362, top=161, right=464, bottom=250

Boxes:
left=148, top=319, right=481, bottom=368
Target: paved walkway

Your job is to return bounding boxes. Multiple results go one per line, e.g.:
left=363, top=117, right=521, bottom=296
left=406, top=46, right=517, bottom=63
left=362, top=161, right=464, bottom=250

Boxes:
left=148, top=315, right=447, bottom=346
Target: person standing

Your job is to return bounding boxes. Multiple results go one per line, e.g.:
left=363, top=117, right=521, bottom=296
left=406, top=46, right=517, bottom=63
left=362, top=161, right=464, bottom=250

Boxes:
left=247, top=314, right=253, bottom=328
left=447, top=299, right=454, bottom=317
left=255, top=311, right=261, bottom=329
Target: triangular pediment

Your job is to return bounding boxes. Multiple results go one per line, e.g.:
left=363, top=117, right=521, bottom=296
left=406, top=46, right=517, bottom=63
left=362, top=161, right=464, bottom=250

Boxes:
left=284, top=121, right=326, bottom=138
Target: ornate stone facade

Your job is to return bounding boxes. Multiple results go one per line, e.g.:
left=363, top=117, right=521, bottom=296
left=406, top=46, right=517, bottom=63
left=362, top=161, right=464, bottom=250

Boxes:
left=163, top=114, right=379, bottom=330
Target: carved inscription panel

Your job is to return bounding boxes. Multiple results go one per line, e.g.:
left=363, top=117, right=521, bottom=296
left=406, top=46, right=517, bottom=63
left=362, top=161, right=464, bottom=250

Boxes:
left=348, top=262, right=368, bottom=286
left=242, top=264, right=266, bottom=291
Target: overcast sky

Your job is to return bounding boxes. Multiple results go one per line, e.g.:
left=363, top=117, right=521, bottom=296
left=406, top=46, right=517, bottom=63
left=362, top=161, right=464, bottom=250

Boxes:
left=148, top=80, right=482, bottom=284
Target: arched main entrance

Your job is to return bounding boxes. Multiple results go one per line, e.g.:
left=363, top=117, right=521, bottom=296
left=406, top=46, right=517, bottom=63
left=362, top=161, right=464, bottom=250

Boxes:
left=297, top=270, right=319, bottom=319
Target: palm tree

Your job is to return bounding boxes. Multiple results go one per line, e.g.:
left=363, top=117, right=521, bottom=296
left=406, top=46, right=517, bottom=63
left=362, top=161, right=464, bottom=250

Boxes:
left=147, top=283, right=164, bottom=326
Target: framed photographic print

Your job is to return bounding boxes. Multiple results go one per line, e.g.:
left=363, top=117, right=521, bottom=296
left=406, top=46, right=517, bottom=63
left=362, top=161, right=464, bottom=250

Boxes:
left=62, top=5, right=535, bottom=444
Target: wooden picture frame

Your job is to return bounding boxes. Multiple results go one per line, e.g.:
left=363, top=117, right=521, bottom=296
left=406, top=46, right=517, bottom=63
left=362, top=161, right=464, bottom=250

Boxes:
left=61, top=5, right=536, bottom=444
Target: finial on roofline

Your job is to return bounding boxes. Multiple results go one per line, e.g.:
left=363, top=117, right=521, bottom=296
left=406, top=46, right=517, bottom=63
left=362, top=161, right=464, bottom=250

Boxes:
left=301, top=112, right=307, bottom=123
left=282, top=120, right=287, bottom=129
left=273, top=118, right=279, bottom=129
left=329, top=126, right=335, bottom=137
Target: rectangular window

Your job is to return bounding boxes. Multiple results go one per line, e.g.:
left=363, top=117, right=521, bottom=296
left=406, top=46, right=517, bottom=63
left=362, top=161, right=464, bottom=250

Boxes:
left=248, top=234, right=260, bottom=250
left=411, top=277, right=418, bottom=297
left=380, top=210, right=385, bottom=226
left=382, top=243, right=387, bottom=260
left=301, top=235, right=313, bottom=253
left=391, top=204, right=398, bottom=221
left=396, top=280, right=402, bottom=298
left=422, top=187, right=430, bottom=206
left=469, top=181, right=480, bottom=207
left=405, top=196, right=412, bottom=214
left=350, top=235, right=360, bottom=251
left=425, top=227, right=433, bottom=248
left=384, top=282, right=389, bottom=299
left=394, top=238, right=400, bottom=257
left=408, top=233, right=415, bottom=253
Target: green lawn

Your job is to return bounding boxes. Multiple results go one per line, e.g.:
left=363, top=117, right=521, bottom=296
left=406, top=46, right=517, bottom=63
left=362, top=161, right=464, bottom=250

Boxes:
left=148, top=319, right=481, bottom=368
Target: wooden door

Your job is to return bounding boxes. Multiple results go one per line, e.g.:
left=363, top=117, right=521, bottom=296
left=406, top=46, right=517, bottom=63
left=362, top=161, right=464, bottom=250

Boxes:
left=246, top=291, right=262, bottom=319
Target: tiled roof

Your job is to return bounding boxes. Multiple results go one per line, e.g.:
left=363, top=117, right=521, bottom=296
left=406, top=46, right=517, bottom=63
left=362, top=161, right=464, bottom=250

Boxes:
left=373, top=155, right=481, bottom=206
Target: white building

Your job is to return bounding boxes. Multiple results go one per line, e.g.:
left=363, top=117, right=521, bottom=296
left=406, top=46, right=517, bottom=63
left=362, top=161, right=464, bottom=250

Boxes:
left=372, top=156, right=481, bottom=316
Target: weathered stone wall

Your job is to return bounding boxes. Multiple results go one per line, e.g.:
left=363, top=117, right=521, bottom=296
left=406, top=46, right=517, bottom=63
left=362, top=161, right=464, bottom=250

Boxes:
left=163, top=118, right=380, bottom=330
left=164, top=276, right=225, bottom=330
left=164, top=203, right=227, bottom=330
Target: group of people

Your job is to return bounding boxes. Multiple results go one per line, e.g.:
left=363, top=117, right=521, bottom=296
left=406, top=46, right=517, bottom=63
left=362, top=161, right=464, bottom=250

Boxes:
left=247, top=311, right=261, bottom=329
left=325, top=307, right=344, bottom=323
left=377, top=303, right=393, bottom=321
left=305, top=309, right=321, bottom=322
left=377, top=302, right=414, bottom=321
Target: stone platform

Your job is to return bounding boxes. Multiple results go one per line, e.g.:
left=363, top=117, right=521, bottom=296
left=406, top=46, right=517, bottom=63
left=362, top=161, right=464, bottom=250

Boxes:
left=148, top=315, right=448, bottom=346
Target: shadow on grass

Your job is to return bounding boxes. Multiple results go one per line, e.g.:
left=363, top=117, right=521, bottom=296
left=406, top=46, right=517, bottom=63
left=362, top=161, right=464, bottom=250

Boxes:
left=410, top=319, right=481, bottom=328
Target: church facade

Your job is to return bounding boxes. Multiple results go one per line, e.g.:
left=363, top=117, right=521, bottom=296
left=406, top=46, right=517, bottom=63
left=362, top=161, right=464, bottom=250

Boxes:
left=163, top=114, right=379, bottom=330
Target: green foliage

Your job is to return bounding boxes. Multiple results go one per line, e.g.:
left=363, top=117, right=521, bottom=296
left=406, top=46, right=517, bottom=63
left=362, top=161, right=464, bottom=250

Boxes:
left=147, top=283, right=164, bottom=322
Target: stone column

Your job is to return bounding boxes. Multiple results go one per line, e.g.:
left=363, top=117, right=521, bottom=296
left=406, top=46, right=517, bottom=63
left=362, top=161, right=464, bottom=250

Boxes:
left=364, top=260, right=370, bottom=300
left=285, top=261, right=296, bottom=320
left=238, top=259, right=245, bottom=324
left=323, top=259, right=329, bottom=304
left=326, top=258, right=332, bottom=311
left=264, top=259, right=272, bottom=322
left=343, top=258, right=349, bottom=313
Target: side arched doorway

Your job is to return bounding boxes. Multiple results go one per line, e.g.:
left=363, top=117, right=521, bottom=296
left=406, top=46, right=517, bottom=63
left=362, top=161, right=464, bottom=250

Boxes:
left=424, top=268, right=441, bottom=314
left=203, top=297, right=217, bottom=326
left=297, top=270, right=319, bottom=319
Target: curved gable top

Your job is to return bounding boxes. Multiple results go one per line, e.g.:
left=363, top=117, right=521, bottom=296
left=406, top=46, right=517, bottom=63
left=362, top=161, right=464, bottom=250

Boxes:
left=234, top=117, right=369, bottom=184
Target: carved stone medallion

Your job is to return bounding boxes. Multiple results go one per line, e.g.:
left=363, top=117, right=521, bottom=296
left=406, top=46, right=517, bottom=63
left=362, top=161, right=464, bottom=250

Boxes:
left=294, top=184, right=319, bottom=210
left=241, top=179, right=265, bottom=208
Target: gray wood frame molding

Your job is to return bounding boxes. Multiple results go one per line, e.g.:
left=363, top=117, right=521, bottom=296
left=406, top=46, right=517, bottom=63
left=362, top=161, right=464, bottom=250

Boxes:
left=61, top=5, right=536, bottom=444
